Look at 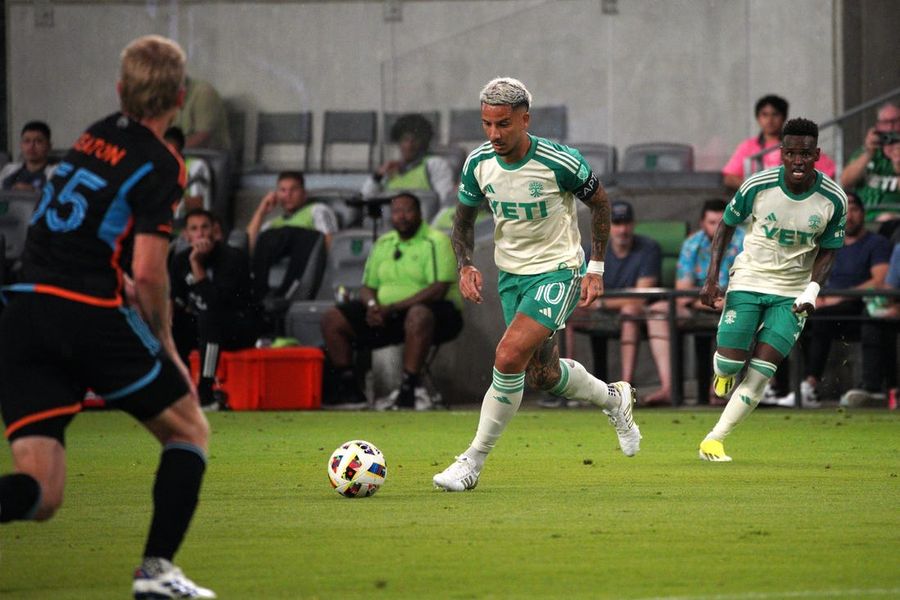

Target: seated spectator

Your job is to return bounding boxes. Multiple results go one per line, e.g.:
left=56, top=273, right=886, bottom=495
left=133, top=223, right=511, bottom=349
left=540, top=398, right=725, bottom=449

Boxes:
left=800, top=193, right=893, bottom=407
left=170, top=209, right=262, bottom=410
left=320, top=193, right=463, bottom=410
left=0, top=121, right=55, bottom=191
left=722, top=95, right=836, bottom=191
left=643, top=199, right=745, bottom=405
left=361, top=113, right=456, bottom=208
left=570, top=200, right=661, bottom=388
left=172, top=75, right=231, bottom=151
left=246, top=170, right=339, bottom=252
left=164, top=126, right=212, bottom=220
left=840, top=102, right=900, bottom=222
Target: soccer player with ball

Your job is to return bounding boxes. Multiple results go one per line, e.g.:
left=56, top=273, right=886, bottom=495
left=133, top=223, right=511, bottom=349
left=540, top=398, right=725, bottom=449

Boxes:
left=433, top=77, right=641, bottom=492
left=698, top=118, right=846, bottom=462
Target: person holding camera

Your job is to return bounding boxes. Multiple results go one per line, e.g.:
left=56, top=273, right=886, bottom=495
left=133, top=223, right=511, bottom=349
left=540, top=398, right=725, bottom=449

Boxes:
left=840, top=101, right=900, bottom=222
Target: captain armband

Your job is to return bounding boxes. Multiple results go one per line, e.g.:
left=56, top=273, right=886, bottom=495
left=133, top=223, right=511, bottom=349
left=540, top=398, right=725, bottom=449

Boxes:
left=573, top=172, right=600, bottom=204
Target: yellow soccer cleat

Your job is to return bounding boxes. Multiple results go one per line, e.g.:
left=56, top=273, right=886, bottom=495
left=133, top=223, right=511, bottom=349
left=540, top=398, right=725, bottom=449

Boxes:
left=699, top=438, right=732, bottom=462
left=713, top=373, right=735, bottom=398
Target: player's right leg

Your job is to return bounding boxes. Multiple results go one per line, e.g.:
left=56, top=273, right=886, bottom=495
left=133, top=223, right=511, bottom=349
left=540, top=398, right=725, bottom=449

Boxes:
left=134, top=392, right=214, bottom=599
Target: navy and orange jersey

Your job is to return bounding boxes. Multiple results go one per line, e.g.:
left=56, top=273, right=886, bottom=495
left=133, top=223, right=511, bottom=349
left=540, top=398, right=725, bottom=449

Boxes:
left=13, top=112, right=186, bottom=306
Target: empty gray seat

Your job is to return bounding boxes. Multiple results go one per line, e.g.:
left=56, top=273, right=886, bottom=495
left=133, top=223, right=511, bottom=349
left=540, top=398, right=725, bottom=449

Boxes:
left=577, top=143, right=618, bottom=177
left=321, top=111, right=377, bottom=172
left=183, top=148, right=234, bottom=229
left=529, top=105, right=567, bottom=142
left=448, top=108, right=484, bottom=146
left=256, top=111, right=313, bottom=172
left=622, top=143, right=694, bottom=172
left=316, top=227, right=375, bottom=301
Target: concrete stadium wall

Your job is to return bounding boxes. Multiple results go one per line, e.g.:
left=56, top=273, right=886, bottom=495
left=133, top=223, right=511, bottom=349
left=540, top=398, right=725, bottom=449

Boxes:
left=7, top=0, right=839, bottom=169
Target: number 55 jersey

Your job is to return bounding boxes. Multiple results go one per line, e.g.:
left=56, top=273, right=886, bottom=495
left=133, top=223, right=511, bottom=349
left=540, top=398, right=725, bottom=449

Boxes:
left=18, top=113, right=185, bottom=306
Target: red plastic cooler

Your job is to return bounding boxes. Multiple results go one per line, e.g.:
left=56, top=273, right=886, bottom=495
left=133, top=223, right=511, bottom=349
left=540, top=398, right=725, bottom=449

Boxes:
left=189, top=347, right=324, bottom=410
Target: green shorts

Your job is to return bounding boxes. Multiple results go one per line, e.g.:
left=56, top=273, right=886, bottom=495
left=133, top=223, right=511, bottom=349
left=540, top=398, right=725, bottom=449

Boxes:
left=717, top=290, right=806, bottom=359
left=497, top=264, right=586, bottom=331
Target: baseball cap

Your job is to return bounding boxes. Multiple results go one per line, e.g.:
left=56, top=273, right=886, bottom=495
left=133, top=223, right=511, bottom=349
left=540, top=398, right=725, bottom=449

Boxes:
left=611, top=200, right=634, bottom=223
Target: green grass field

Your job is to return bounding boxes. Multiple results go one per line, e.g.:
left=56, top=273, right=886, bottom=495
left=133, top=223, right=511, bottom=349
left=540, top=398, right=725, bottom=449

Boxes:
left=1, top=408, right=897, bottom=599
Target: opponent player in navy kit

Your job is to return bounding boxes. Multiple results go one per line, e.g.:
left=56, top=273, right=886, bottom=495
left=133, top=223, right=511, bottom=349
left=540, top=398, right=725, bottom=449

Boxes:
left=0, top=36, right=215, bottom=598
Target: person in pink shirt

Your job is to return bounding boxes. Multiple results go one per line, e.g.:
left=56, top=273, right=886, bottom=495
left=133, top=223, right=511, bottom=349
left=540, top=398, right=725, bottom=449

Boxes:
left=722, top=95, right=836, bottom=190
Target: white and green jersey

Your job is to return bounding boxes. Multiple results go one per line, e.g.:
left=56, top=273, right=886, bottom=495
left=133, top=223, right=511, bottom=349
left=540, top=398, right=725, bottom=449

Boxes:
left=457, top=135, right=597, bottom=275
left=724, top=166, right=846, bottom=296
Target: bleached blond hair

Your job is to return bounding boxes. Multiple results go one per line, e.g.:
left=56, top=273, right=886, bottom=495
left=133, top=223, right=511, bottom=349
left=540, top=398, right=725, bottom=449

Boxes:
left=479, top=77, right=532, bottom=110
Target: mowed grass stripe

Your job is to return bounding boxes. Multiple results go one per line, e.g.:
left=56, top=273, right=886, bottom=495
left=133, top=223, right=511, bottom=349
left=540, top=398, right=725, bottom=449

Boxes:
left=1, top=409, right=897, bottom=599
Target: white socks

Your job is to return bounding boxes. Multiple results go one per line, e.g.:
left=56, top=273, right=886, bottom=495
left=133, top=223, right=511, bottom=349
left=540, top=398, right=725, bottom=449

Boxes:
left=708, top=364, right=770, bottom=441
left=549, top=358, right=617, bottom=410
left=466, top=368, right=526, bottom=466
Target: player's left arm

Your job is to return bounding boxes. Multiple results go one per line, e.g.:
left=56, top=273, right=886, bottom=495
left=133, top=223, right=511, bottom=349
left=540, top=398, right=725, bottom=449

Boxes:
left=577, top=174, right=609, bottom=307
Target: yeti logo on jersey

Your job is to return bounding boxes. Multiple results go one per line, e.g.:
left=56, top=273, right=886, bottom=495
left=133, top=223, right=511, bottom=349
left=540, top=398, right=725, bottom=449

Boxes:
left=528, top=181, right=543, bottom=198
left=761, top=224, right=818, bottom=246
left=808, top=215, right=822, bottom=230
left=489, top=199, right=549, bottom=220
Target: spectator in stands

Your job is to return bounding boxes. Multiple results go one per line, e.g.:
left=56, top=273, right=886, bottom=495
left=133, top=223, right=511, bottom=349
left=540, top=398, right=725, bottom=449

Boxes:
left=164, top=126, right=212, bottom=221
left=320, top=193, right=463, bottom=411
left=246, top=171, right=339, bottom=252
left=170, top=209, right=262, bottom=410
left=800, top=193, right=892, bottom=407
left=722, top=95, right=836, bottom=191
left=361, top=113, right=456, bottom=208
left=172, top=76, right=231, bottom=151
left=0, top=121, right=55, bottom=191
left=570, top=200, right=661, bottom=388
left=643, top=199, right=744, bottom=405
left=840, top=102, right=900, bottom=222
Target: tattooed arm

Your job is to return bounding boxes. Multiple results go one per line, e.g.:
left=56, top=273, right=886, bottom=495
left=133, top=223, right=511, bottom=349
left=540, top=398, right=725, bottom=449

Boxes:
left=578, top=180, right=611, bottom=306
left=451, top=204, right=484, bottom=304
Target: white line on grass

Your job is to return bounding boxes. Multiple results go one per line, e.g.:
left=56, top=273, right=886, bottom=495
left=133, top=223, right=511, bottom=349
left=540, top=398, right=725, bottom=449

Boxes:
left=637, top=588, right=900, bottom=600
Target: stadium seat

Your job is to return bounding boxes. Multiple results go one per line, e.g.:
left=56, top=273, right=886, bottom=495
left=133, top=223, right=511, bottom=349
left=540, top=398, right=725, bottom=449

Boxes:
left=255, top=111, right=313, bottom=172
left=321, top=111, right=378, bottom=172
left=529, top=105, right=567, bottom=142
left=223, top=101, right=247, bottom=170
left=622, top=142, right=694, bottom=172
left=576, top=143, right=617, bottom=178
left=252, top=228, right=327, bottom=334
left=183, top=148, right=234, bottom=230
left=448, top=108, right=484, bottom=147
left=316, top=227, right=375, bottom=301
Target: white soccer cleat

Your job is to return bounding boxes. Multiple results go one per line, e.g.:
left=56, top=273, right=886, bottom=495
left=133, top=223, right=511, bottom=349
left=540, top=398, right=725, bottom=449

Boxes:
left=433, top=455, right=481, bottom=491
left=603, top=382, right=642, bottom=457
left=133, top=558, right=216, bottom=599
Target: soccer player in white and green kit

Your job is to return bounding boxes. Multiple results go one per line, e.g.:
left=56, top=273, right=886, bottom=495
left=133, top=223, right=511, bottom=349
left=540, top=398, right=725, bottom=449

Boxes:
left=698, top=118, right=847, bottom=462
left=433, top=77, right=641, bottom=492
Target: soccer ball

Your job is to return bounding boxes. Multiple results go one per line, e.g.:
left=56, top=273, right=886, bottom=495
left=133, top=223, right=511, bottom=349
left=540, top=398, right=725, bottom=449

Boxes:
left=327, top=440, right=387, bottom=498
